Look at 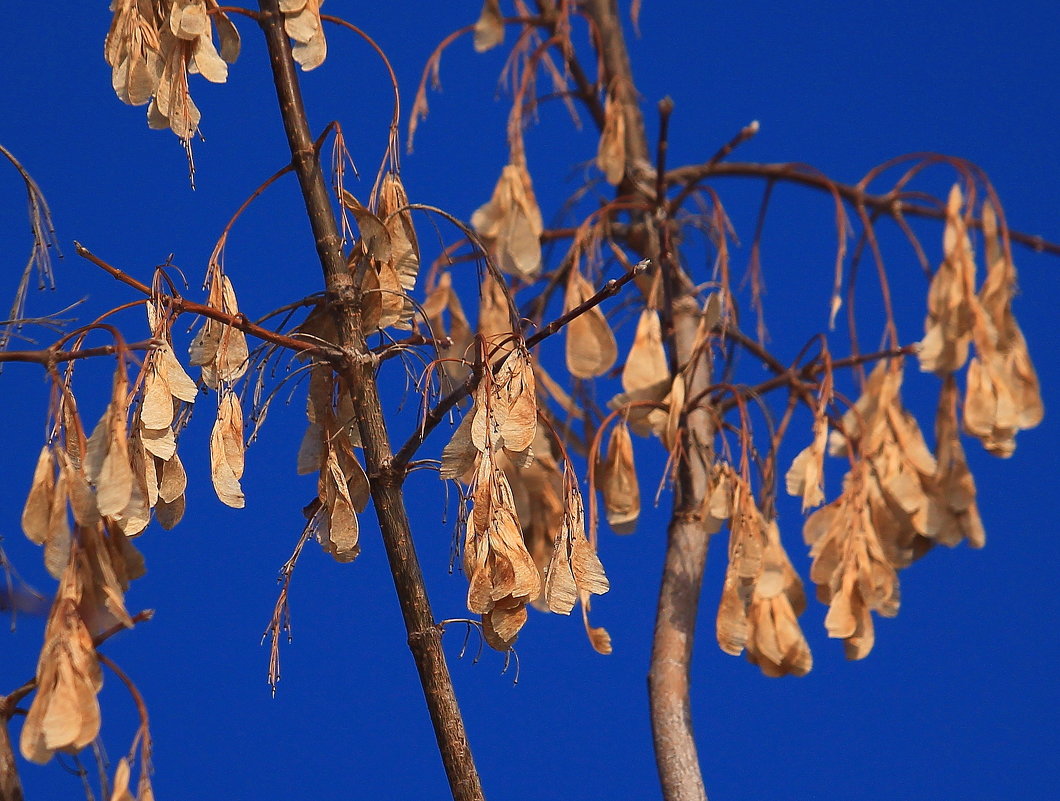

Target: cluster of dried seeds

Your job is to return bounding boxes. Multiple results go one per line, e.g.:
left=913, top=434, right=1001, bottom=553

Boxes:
left=339, top=172, right=421, bottom=332
left=441, top=346, right=610, bottom=650
left=919, top=186, right=1042, bottom=455
left=296, top=365, right=369, bottom=562
left=715, top=473, right=812, bottom=677
left=105, top=0, right=240, bottom=140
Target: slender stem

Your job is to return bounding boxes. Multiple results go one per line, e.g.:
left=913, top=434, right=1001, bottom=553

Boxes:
left=667, top=162, right=1060, bottom=256
left=255, top=5, right=484, bottom=800
left=75, top=244, right=332, bottom=358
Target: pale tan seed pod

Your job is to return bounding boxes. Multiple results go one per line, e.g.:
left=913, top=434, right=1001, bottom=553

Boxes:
left=564, top=269, right=617, bottom=379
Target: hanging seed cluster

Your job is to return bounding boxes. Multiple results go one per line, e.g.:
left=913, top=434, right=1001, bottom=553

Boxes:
left=105, top=0, right=327, bottom=144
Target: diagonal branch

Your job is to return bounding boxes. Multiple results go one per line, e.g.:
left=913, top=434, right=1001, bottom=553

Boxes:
left=255, top=4, right=484, bottom=800
left=75, top=244, right=339, bottom=358
left=392, top=259, right=647, bottom=471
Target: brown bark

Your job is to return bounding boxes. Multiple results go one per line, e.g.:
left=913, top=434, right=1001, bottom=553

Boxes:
left=255, top=4, right=484, bottom=800
left=647, top=297, right=714, bottom=801
left=577, top=3, right=714, bottom=798
left=0, top=702, right=23, bottom=801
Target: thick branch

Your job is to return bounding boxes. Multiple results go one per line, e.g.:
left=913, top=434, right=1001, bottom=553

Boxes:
left=255, top=5, right=484, bottom=800
left=581, top=0, right=649, bottom=165
left=575, top=5, right=712, bottom=798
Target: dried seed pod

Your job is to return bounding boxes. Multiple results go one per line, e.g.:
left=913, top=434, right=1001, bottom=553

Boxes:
left=20, top=553, right=103, bottom=764
left=961, top=201, right=1043, bottom=455
left=564, top=268, right=617, bottom=379
left=785, top=417, right=827, bottom=511
left=22, top=445, right=55, bottom=545
left=190, top=274, right=250, bottom=389
left=622, top=309, right=670, bottom=396
left=918, top=185, right=977, bottom=375
left=544, top=481, right=609, bottom=615
left=282, top=0, right=327, bottom=70
left=209, top=392, right=245, bottom=508
left=601, top=422, right=640, bottom=534
left=925, top=379, right=985, bottom=548
left=804, top=463, right=899, bottom=660
left=596, top=89, right=627, bottom=185
left=473, top=0, right=504, bottom=52
left=471, top=163, right=544, bottom=279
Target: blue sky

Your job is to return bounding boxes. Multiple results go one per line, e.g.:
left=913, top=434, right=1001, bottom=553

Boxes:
left=2, top=3, right=1058, bottom=800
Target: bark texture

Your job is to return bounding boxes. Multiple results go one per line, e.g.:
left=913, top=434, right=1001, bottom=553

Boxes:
left=578, top=3, right=715, bottom=798
left=0, top=703, right=23, bottom=801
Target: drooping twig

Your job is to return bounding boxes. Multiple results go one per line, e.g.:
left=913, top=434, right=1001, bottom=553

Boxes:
left=262, top=510, right=317, bottom=695
left=667, top=161, right=1060, bottom=256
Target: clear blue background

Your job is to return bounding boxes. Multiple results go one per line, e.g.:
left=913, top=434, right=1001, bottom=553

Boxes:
left=2, top=3, right=1057, bottom=800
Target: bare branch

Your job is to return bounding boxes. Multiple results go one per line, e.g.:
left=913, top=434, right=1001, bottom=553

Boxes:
left=667, top=160, right=1060, bottom=257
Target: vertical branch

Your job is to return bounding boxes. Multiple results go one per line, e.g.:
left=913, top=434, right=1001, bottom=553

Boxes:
left=582, top=2, right=713, bottom=799
left=255, top=4, right=484, bottom=801
left=647, top=298, right=714, bottom=801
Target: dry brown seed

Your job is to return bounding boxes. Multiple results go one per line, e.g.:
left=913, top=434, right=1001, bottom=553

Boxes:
left=141, top=425, right=177, bottom=461
left=662, top=374, right=685, bottom=452
left=601, top=422, right=640, bottom=533
left=918, top=184, right=977, bottom=375
left=160, top=341, right=199, bottom=402
left=110, top=757, right=136, bottom=801
left=43, top=470, right=72, bottom=580
left=497, top=350, right=537, bottom=454
left=716, top=573, right=749, bottom=656
left=22, top=445, right=55, bottom=545
left=785, top=417, right=827, bottom=511
left=585, top=618, right=613, bottom=655
left=156, top=493, right=186, bottom=530
left=140, top=363, right=174, bottom=430
left=209, top=393, right=245, bottom=508
left=564, top=269, right=617, bottom=379
left=473, top=0, right=504, bottom=52
left=596, top=90, right=627, bottom=185
left=59, top=450, right=100, bottom=528
left=283, top=0, right=327, bottom=70
left=377, top=172, right=420, bottom=330
left=340, top=189, right=393, bottom=265
left=158, top=452, right=187, bottom=504
left=93, top=403, right=134, bottom=520
left=622, top=309, right=670, bottom=395
left=471, top=163, right=544, bottom=279
left=440, top=412, right=478, bottom=480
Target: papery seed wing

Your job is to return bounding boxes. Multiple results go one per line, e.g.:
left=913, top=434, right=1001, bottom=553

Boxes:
left=564, top=269, right=617, bottom=379
left=473, top=0, right=504, bottom=52
left=22, top=445, right=55, bottom=545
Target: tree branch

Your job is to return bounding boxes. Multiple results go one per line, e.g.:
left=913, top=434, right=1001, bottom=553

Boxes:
left=255, top=5, right=484, bottom=800
left=75, top=244, right=337, bottom=358
left=667, top=161, right=1060, bottom=257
